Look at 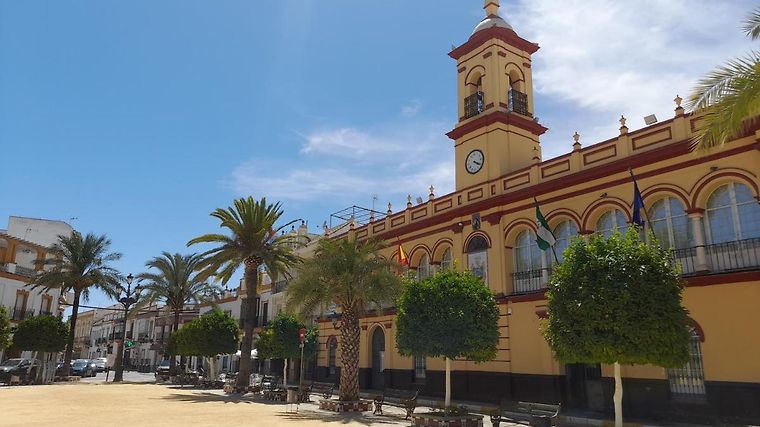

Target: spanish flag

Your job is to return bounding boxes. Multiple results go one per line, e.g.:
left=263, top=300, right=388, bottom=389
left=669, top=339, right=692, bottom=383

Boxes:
left=398, top=243, right=409, bottom=266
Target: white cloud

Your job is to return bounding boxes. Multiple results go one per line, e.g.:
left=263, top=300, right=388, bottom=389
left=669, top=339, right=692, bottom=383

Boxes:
left=507, top=0, right=755, bottom=157
left=229, top=120, right=455, bottom=205
left=401, top=99, right=423, bottom=117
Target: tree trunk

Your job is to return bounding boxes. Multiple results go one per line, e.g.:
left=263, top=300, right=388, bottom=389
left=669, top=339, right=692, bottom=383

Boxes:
left=206, top=356, right=217, bottom=381
left=339, top=306, right=360, bottom=401
left=170, top=310, right=180, bottom=370
left=445, top=357, right=451, bottom=409
left=62, top=289, right=81, bottom=377
left=614, top=362, right=623, bottom=427
left=283, top=358, right=288, bottom=385
left=236, top=260, right=258, bottom=389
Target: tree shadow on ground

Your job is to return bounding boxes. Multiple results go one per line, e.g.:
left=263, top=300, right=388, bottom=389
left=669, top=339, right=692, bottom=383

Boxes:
left=276, top=409, right=406, bottom=426
left=160, top=392, right=287, bottom=405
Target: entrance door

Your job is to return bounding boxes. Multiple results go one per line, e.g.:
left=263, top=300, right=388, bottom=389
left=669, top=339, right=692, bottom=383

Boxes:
left=565, top=364, right=604, bottom=411
left=370, top=328, right=385, bottom=390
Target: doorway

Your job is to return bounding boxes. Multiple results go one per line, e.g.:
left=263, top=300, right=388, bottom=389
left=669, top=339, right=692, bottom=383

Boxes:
left=565, top=364, right=604, bottom=411
left=370, top=327, right=385, bottom=390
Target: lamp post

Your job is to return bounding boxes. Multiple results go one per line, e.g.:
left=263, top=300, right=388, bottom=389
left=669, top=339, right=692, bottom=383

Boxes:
left=113, top=273, right=141, bottom=382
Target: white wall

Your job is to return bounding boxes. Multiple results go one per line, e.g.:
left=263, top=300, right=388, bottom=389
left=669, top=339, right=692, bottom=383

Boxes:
left=7, top=217, right=73, bottom=248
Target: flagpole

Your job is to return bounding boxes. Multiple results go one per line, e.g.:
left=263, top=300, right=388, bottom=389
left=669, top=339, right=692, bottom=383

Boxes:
left=628, top=168, right=653, bottom=235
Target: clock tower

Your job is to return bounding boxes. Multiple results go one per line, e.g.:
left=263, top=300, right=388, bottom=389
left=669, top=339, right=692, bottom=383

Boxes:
left=447, top=0, right=547, bottom=191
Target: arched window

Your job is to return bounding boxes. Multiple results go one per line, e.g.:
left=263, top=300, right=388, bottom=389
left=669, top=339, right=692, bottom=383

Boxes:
left=513, top=230, right=542, bottom=293
left=466, top=235, right=489, bottom=285
left=417, top=254, right=431, bottom=280
left=440, top=248, right=453, bottom=271
left=596, top=209, right=629, bottom=239
left=328, top=337, right=338, bottom=376
left=549, top=220, right=578, bottom=264
left=667, top=328, right=706, bottom=399
left=649, top=197, right=692, bottom=249
left=706, top=183, right=760, bottom=244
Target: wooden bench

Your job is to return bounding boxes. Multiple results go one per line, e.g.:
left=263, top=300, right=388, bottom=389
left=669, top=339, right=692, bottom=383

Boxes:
left=490, top=401, right=561, bottom=427
left=373, top=388, right=419, bottom=419
left=310, top=381, right=336, bottom=400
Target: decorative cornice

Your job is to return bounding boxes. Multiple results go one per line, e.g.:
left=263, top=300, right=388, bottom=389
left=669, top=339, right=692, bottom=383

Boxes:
left=449, top=26, right=539, bottom=60
left=447, top=111, right=548, bottom=140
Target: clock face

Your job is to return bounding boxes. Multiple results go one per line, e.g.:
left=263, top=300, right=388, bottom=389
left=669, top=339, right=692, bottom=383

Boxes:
left=465, top=150, right=484, bottom=174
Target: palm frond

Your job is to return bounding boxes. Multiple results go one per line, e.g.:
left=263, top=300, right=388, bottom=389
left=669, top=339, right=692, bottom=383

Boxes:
left=743, top=7, right=760, bottom=40
left=688, top=50, right=760, bottom=150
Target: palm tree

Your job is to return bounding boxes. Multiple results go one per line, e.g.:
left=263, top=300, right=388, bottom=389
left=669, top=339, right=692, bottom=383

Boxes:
left=29, top=232, right=122, bottom=376
left=188, top=197, right=301, bottom=389
left=136, top=252, right=220, bottom=370
left=688, top=7, right=760, bottom=150
left=286, top=238, right=402, bottom=401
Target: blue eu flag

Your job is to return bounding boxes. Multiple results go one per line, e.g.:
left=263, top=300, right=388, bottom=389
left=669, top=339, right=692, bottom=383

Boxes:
left=632, top=176, right=645, bottom=227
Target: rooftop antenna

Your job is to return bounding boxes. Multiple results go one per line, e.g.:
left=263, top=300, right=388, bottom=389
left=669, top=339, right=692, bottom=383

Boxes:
left=372, top=195, right=378, bottom=211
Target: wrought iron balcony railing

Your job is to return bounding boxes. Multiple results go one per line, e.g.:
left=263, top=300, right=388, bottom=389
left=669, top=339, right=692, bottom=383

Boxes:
left=511, top=268, right=552, bottom=295
left=508, top=89, right=530, bottom=116
left=463, top=91, right=485, bottom=119
left=670, top=238, right=760, bottom=276
left=11, top=308, right=35, bottom=321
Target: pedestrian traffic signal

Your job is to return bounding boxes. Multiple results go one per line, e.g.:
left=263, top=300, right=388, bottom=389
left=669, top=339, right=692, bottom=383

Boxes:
left=125, top=340, right=134, bottom=348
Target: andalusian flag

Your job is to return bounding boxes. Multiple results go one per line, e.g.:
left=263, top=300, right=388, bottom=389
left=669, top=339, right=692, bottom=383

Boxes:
left=398, top=243, right=409, bottom=266
left=535, top=202, right=556, bottom=251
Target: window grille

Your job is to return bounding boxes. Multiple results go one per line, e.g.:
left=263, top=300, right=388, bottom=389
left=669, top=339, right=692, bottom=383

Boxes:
left=667, top=328, right=706, bottom=399
left=414, top=356, right=426, bottom=380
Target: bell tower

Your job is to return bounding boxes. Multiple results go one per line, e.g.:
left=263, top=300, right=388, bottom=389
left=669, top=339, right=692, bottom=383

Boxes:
left=447, top=0, right=547, bottom=191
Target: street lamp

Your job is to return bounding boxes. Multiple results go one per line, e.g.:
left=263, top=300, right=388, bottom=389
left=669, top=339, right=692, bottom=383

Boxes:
left=113, top=273, right=142, bottom=382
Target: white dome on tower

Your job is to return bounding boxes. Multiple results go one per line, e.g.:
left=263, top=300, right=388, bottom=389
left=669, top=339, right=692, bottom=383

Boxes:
left=472, top=14, right=513, bottom=35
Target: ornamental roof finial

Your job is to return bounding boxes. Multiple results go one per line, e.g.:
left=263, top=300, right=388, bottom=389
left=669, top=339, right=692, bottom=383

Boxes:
left=484, top=0, right=500, bottom=16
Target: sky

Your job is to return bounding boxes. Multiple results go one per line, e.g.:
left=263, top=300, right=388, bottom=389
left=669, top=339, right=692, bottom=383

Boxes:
left=0, top=0, right=755, bottom=310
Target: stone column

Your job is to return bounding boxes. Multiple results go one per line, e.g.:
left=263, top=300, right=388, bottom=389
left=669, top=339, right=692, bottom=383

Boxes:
left=688, top=211, right=709, bottom=272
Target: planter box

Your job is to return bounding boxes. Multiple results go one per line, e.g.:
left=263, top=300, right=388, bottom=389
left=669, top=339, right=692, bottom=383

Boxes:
left=411, top=412, right=484, bottom=427
left=319, top=399, right=372, bottom=412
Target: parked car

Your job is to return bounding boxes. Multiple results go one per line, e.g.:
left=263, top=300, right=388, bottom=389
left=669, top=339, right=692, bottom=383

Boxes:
left=92, top=358, right=107, bottom=373
left=0, top=358, right=41, bottom=384
left=70, top=359, right=96, bottom=377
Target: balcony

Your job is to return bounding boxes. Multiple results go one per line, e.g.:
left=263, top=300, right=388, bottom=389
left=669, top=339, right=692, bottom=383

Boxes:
left=511, top=268, right=552, bottom=295
left=672, top=238, right=760, bottom=276
left=507, top=89, right=530, bottom=117
left=39, top=310, right=53, bottom=317
left=272, top=280, right=287, bottom=295
left=11, top=308, right=35, bottom=321
left=14, top=266, right=37, bottom=278
left=463, top=91, right=484, bottom=119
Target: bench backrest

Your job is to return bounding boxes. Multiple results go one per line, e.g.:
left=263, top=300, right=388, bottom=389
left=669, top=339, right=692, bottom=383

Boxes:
left=517, top=402, right=561, bottom=416
left=385, top=388, right=419, bottom=400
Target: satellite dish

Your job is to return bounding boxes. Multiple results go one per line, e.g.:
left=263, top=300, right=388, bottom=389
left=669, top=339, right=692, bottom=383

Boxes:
left=416, top=197, right=424, bottom=204
left=644, top=114, right=658, bottom=125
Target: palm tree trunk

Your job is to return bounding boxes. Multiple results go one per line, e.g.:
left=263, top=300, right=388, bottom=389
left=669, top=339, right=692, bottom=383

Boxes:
left=236, top=260, right=258, bottom=389
left=62, top=289, right=81, bottom=377
left=339, top=306, right=360, bottom=401
left=170, top=310, right=180, bottom=370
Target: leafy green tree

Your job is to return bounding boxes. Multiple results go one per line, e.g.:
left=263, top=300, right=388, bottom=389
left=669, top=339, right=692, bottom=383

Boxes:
left=12, top=315, right=69, bottom=353
left=136, top=252, right=220, bottom=369
left=396, top=270, right=500, bottom=408
left=0, top=306, right=11, bottom=351
left=688, top=7, right=760, bottom=150
left=287, top=238, right=402, bottom=401
left=11, top=315, right=68, bottom=383
left=171, top=309, right=240, bottom=380
left=255, top=313, right=318, bottom=384
left=29, top=232, right=122, bottom=376
left=188, top=197, right=301, bottom=388
left=543, top=229, right=690, bottom=427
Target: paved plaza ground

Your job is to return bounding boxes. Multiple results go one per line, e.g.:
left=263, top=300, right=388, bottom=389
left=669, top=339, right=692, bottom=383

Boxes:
left=0, top=381, right=515, bottom=427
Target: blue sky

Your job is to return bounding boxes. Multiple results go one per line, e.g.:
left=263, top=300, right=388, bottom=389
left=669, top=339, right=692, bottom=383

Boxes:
left=0, top=0, right=755, bottom=309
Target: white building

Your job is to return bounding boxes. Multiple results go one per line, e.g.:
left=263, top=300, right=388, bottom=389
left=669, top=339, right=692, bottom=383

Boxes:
left=0, top=216, right=74, bottom=361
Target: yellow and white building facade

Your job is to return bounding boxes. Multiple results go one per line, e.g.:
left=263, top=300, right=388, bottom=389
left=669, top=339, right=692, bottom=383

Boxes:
left=312, top=1, right=760, bottom=423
